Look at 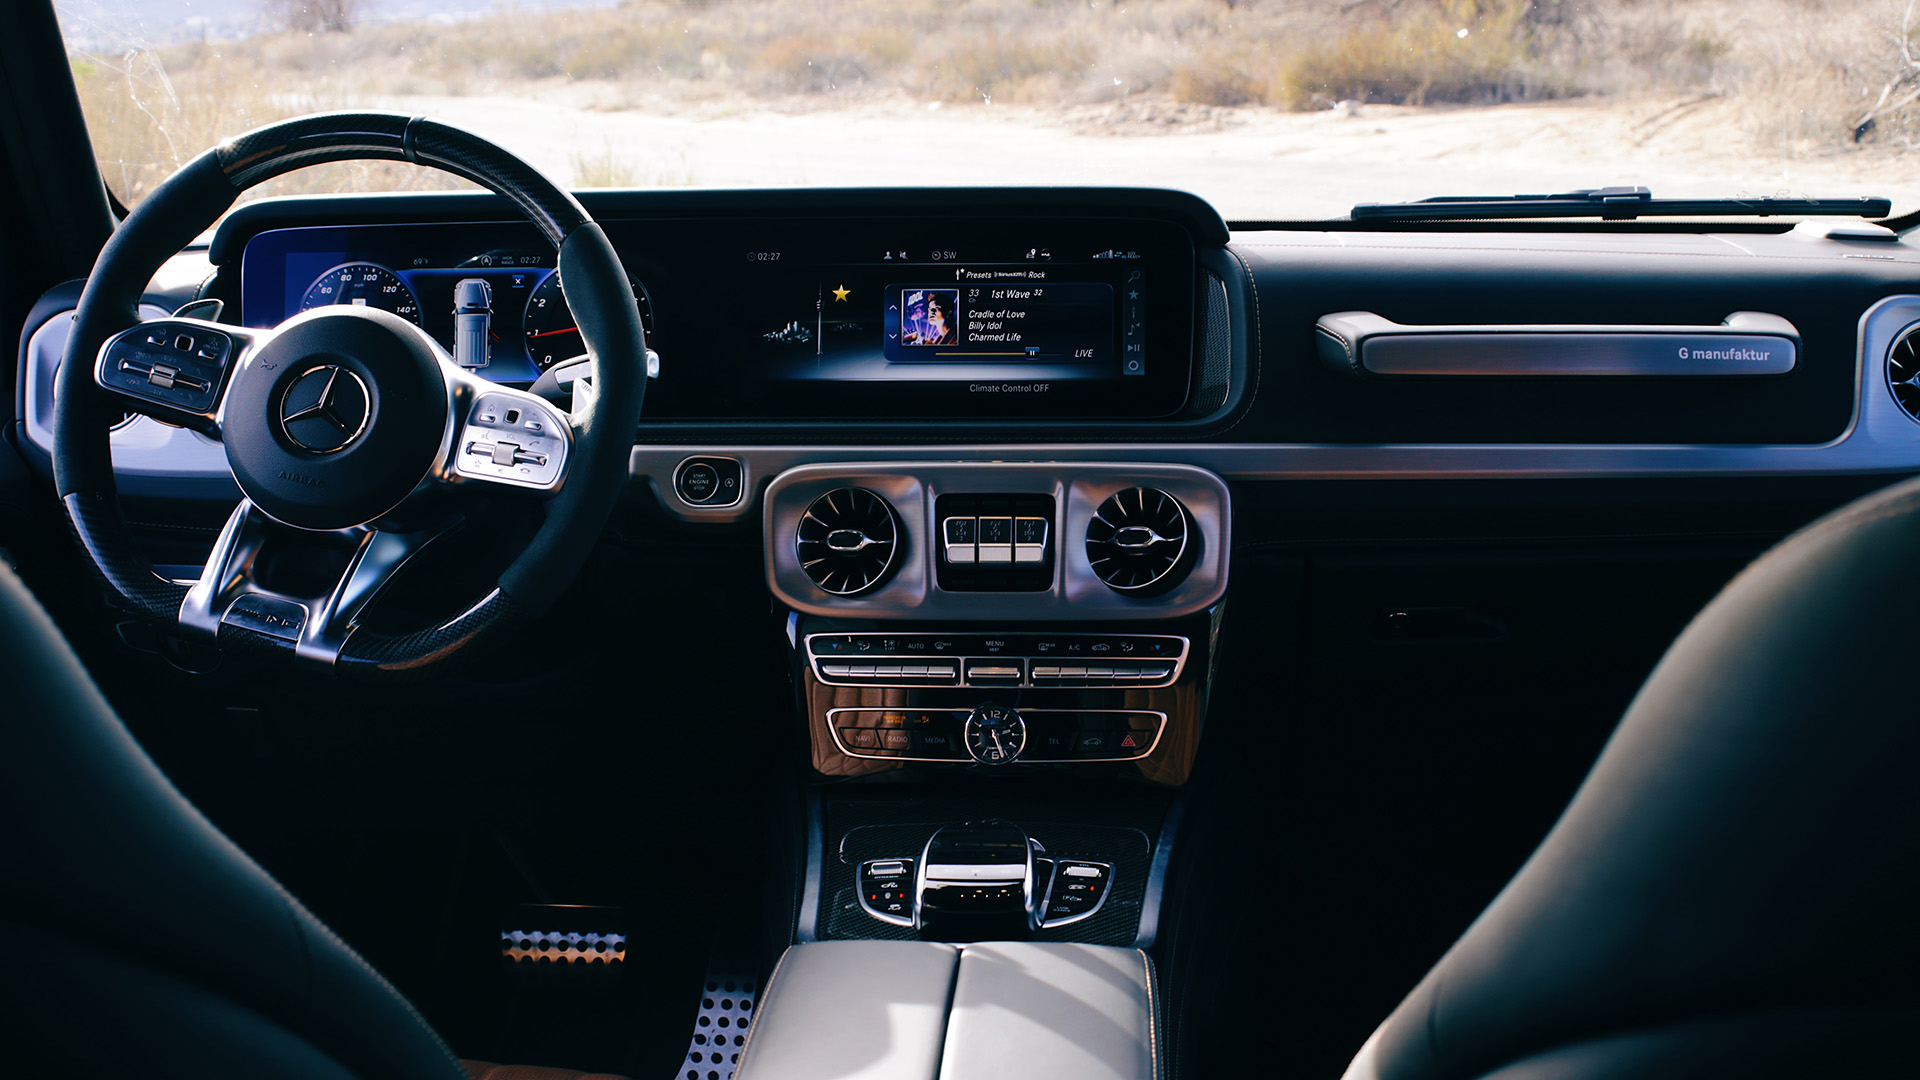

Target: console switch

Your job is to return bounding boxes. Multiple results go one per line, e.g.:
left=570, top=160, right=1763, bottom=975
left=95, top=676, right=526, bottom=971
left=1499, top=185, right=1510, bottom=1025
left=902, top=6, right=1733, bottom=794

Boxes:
left=963, top=659, right=1023, bottom=685
left=942, top=516, right=977, bottom=563
left=1014, top=516, right=1048, bottom=563
left=1041, top=860, right=1113, bottom=927
left=976, top=516, right=1013, bottom=563
left=858, top=858, right=916, bottom=927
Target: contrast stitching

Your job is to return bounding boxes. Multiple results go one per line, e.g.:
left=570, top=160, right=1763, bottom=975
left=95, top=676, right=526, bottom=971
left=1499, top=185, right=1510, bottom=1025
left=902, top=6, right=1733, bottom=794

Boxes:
left=732, top=946, right=790, bottom=1077
left=1210, top=247, right=1262, bottom=440
left=1141, top=949, right=1161, bottom=1080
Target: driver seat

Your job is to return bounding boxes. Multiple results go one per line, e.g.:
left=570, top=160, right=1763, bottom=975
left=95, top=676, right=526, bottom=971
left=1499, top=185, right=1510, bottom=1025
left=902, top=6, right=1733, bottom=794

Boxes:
left=0, top=562, right=626, bottom=1080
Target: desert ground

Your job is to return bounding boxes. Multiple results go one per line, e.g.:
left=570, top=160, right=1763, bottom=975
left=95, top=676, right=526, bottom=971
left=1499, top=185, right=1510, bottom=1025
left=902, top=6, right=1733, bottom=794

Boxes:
left=364, top=86, right=1920, bottom=221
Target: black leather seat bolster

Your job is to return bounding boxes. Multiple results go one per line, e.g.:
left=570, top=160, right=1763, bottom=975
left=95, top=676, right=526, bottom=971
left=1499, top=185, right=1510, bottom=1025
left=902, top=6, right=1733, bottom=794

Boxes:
left=1347, top=476, right=1920, bottom=1080
left=0, top=920, right=360, bottom=1080
left=1473, top=1002, right=1920, bottom=1080
left=0, top=564, right=469, bottom=1080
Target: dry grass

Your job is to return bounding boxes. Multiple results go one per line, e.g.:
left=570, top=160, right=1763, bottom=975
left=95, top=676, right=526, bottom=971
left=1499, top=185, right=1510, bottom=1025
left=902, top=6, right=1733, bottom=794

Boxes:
left=65, top=0, right=1920, bottom=204
left=70, top=43, right=471, bottom=206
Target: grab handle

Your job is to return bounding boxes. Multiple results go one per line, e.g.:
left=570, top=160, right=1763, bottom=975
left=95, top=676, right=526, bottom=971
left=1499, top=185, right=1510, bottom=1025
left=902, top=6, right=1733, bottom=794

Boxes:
left=1315, top=311, right=1799, bottom=377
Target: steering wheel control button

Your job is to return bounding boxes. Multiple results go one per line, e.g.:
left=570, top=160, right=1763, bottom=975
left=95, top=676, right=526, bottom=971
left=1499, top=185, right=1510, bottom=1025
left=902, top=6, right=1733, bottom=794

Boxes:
left=454, top=393, right=567, bottom=490
left=98, top=321, right=232, bottom=415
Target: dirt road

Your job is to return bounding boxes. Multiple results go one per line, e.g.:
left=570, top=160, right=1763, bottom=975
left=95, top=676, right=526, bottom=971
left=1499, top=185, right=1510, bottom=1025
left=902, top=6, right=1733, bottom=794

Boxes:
left=378, top=88, right=1920, bottom=219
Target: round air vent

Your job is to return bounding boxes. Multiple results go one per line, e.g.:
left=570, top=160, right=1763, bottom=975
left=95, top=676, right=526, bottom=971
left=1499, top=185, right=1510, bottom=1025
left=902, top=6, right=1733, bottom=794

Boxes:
left=1085, top=486, right=1197, bottom=596
left=796, top=487, right=902, bottom=596
left=1889, top=324, right=1920, bottom=424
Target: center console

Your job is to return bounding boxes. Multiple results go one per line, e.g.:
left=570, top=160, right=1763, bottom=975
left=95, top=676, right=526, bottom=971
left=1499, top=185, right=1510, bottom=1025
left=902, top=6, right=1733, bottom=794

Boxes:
left=760, top=459, right=1228, bottom=966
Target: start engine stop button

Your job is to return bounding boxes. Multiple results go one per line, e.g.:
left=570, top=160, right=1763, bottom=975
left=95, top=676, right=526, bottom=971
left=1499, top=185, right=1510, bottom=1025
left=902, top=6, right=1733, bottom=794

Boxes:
left=675, top=456, right=743, bottom=507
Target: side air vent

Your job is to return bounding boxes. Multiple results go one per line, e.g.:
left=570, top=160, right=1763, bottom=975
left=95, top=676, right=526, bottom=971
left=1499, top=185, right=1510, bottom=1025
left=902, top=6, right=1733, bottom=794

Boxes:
left=1085, top=486, right=1197, bottom=596
left=796, top=487, right=902, bottom=596
left=1889, top=324, right=1920, bottom=424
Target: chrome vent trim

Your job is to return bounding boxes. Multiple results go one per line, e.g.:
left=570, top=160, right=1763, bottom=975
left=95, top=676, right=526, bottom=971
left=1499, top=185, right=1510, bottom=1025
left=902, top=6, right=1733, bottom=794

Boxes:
left=1085, top=486, right=1196, bottom=595
left=795, top=486, right=902, bottom=596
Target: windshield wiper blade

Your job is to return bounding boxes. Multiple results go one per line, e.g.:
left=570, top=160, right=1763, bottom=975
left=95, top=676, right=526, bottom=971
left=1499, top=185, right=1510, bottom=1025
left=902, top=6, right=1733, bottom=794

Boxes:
left=1351, top=186, right=1892, bottom=222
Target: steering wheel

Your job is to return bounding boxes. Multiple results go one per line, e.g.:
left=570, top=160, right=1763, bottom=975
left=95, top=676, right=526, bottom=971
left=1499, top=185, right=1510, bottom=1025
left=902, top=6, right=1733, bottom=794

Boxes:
left=52, top=113, right=647, bottom=680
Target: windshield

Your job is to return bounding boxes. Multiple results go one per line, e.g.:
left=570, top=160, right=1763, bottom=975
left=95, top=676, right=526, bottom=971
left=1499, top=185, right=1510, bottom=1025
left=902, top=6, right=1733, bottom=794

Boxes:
left=52, top=0, right=1920, bottom=221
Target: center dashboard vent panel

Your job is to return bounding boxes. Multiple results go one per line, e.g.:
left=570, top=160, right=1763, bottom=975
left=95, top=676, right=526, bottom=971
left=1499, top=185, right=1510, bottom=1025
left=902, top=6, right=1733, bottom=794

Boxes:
left=796, top=487, right=902, bottom=596
left=1085, top=486, right=1198, bottom=596
left=1889, top=324, right=1920, bottom=424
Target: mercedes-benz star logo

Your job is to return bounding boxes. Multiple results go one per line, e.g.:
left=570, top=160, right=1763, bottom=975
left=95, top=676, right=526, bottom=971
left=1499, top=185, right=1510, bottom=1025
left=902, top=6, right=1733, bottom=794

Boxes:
left=277, top=365, right=370, bottom=453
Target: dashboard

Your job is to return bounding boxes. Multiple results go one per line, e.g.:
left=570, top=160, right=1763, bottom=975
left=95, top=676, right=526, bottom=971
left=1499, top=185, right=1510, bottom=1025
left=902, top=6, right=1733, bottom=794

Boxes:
left=21, top=187, right=1920, bottom=516
left=238, top=205, right=1201, bottom=421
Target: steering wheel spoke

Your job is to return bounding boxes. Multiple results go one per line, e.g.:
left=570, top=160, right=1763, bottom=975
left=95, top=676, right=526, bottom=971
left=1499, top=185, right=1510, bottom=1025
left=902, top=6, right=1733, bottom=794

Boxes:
left=180, top=499, right=459, bottom=669
left=93, top=317, right=269, bottom=437
left=440, top=373, right=573, bottom=493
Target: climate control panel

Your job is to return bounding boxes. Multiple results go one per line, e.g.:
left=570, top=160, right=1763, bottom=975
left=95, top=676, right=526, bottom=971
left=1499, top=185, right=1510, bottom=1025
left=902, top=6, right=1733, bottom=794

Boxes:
left=806, top=631, right=1187, bottom=689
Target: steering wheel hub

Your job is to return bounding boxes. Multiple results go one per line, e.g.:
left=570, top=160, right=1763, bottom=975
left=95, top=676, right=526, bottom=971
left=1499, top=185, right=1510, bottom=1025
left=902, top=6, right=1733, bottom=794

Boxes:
left=278, top=364, right=370, bottom=453
left=221, top=307, right=449, bottom=531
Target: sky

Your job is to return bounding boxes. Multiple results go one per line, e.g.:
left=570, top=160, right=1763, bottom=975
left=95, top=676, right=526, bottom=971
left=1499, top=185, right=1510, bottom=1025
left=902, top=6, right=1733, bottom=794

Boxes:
left=54, top=0, right=619, bottom=51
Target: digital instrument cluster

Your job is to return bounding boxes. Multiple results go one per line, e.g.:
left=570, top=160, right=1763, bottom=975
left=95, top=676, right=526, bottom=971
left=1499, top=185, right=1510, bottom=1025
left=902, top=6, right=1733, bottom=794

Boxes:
left=246, top=228, right=654, bottom=384
left=241, top=214, right=1197, bottom=419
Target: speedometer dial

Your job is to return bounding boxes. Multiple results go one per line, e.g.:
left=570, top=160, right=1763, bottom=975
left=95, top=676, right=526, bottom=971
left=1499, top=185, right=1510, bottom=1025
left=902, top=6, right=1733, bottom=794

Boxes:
left=299, top=262, right=422, bottom=325
left=523, top=270, right=653, bottom=371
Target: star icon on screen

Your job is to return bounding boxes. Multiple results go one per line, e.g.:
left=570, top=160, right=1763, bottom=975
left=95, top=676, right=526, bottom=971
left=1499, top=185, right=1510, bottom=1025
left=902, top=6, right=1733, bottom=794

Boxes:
left=832, top=285, right=851, bottom=301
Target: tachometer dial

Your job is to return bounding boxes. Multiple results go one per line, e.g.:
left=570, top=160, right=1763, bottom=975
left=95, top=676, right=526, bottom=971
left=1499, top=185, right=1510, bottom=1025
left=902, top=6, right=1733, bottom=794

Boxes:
left=298, top=262, right=422, bottom=325
left=523, top=270, right=653, bottom=371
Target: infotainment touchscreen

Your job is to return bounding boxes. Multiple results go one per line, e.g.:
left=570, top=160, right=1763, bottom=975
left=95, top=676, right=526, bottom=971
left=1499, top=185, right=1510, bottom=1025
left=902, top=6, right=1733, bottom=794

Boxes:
left=241, top=215, right=1198, bottom=420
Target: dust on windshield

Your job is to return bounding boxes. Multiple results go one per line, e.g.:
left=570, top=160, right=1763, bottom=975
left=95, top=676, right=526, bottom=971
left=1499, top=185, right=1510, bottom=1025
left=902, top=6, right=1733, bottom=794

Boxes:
left=52, top=0, right=1920, bottom=220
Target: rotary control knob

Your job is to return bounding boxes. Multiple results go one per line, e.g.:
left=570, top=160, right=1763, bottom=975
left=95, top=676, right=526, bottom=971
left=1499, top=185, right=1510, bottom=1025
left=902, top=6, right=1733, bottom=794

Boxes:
left=964, top=704, right=1026, bottom=765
